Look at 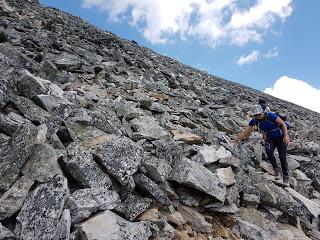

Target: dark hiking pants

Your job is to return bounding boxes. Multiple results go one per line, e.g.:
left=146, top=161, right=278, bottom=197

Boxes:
left=265, top=137, right=288, bottom=177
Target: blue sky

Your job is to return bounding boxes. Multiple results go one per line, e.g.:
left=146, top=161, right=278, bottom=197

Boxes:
left=39, top=0, right=320, bottom=112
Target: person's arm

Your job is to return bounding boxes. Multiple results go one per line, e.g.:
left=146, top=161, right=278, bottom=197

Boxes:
left=230, top=126, right=253, bottom=144
left=275, top=117, right=290, bottom=145
left=262, top=133, right=266, bottom=141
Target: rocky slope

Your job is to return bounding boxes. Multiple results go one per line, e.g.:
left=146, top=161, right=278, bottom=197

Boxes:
left=1, top=0, right=320, bottom=239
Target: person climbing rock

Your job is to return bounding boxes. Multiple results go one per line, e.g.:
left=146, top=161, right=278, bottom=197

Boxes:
left=230, top=105, right=290, bottom=187
left=258, top=98, right=271, bottom=112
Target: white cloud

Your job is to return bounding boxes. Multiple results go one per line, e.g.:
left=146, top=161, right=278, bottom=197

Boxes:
left=264, top=76, right=320, bottom=113
left=237, top=46, right=278, bottom=65
left=82, top=0, right=293, bottom=46
left=264, top=46, right=278, bottom=58
left=237, top=50, right=260, bottom=65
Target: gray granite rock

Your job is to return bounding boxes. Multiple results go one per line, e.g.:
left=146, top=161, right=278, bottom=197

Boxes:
left=75, top=210, right=152, bottom=240
left=142, top=156, right=172, bottom=183
left=64, top=142, right=112, bottom=189
left=93, top=135, right=144, bottom=185
left=114, top=194, right=152, bottom=221
left=0, top=123, right=38, bottom=191
left=170, top=158, right=226, bottom=202
left=51, top=52, right=82, bottom=71
left=177, top=204, right=212, bottom=233
left=54, top=209, right=71, bottom=240
left=130, top=116, right=170, bottom=140
left=21, top=143, right=63, bottom=182
left=0, top=176, right=34, bottom=220
left=15, top=175, right=69, bottom=240
left=16, top=70, right=50, bottom=99
left=196, top=145, right=232, bottom=165
left=234, top=208, right=278, bottom=240
left=12, top=95, right=51, bottom=124
left=33, top=94, right=62, bottom=113
left=66, top=188, right=120, bottom=224
left=134, top=173, right=171, bottom=206
left=0, top=112, right=28, bottom=136
left=0, top=222, right=15, bottom=240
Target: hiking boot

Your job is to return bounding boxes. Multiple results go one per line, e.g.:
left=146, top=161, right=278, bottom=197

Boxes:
left=283, top=176, right=290, bottom=187
left=274, top=168, right=281, bottom=180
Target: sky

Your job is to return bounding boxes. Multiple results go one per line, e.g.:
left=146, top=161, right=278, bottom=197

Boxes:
left=39, top=0, right=320, bottom=113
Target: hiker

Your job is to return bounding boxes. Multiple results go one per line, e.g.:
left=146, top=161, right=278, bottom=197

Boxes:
left=230, top=105, right=290, bottom=186
left=258, top=98, right=271, bottom=112
left=245, top=98, right=270, bottom=120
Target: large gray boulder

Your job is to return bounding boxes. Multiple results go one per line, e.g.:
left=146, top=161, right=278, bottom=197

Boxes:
left=0, top=43, right=40, bottom=108
left=0, top=176, right=34, bottom=220
left=234, top=208, right=278, bottom=240
left=0, top=112, right=28, bottom=136
left=134, top=173, right=171, bottom=206
left=0, top=123, right=38, bottom=191
left=51, top=52, right=82, bottom=71
left=93, top=135, right=144, bottom=185
left=114, top=194, right=152, bottom=221
left=16, top=70, right=50, bottom=99
left=64, top=143, right=112, bottom=189
left=66, top=188, right=120, bottom=224
left=21, top=143, right=63, bottom=182
left=130, top=116, right=170, bottom=140
left=142, top=156, right=172, bottom=183
left=0, top=222, right=15, bottom=240
left=75, top=210, right=152, bottom=240
left=12, top=95, right=51, bottom=124
left=54, top=209, right=71, bottom=240
left=196, top=145, right=232, bottom=165
left=170, top=158, right=226, bottom=202
left=15, top=175, right=69, bottom=240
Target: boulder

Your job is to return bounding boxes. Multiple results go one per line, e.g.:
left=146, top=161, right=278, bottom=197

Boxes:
left=66, top=188, right=120, bottom=224
left=75, top=210, right=152, bottom=240
left=196, top=145, right=232, bottom=165
left=54, top=209, right=71, bottom=240
left=286, top=187, right=320, bottom=218
left=177, top=205, right=212, bottom=233
left=134, top=173, right=171, bottom=206
left=64, top=142, right=112, bottom=189
left=130, top=116, right=170, bottom=140
left=0, top=123, right=38, bottom=191
left=93, top=135, right=144, bottom=185
left=142, top=156, right=172, bottom=183
left=12, top=95, right=51, bottom=124
left=114, top=194, right=152, bottom=221
left=0, top=222, right=15, bottom=240
left=0, top=176, right=34, bottom=220
left=15, top=175, right=69, bottom=240
left=170, top=158, right=226, bottom=202
left=21, top=143, right=63, bottom=182
left=51, top=52, right=82, bottom=71
left=16, top=70, right=50, bottom=99
left=234, top=208, right=278, bottom=240
left=216, top=167, right=236, bottom=186
left=0, top=112, right=28, bottom=136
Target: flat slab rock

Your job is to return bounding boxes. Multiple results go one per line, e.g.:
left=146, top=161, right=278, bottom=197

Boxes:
left=92, top=135, right=144, bottom=185
left=15, top=175, right=69, bottom=240
left=66, top=188, right=120, bottom=224
left=170, top=158, right=226, bottom=202
left=0, top=123, right=38, bottom=191
left=0, top=176, right=34, bottom=220
left=75, top=210, right=152, bottom=240
left=64, top=142, right=112, bottom=189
